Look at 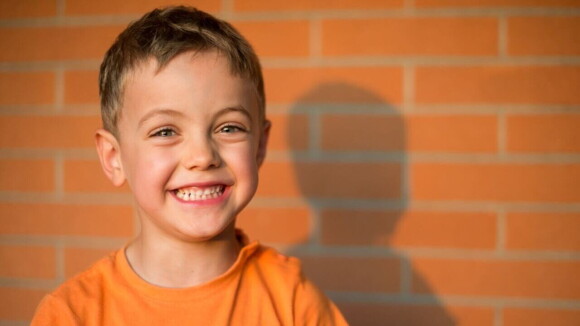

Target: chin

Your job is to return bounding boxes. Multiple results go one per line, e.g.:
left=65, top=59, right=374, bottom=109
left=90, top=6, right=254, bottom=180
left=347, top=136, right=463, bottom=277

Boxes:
left=179, top=220, right=236, bottom=243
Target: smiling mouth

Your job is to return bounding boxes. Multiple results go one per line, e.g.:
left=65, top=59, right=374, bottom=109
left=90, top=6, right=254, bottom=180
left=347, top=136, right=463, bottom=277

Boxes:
left=174, top=185, right=226, bottom=201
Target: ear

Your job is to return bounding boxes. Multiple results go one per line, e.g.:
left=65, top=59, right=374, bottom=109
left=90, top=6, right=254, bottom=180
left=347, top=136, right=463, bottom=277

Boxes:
left=95, top=129, right=126, bottom=187
left=256, top=120, right=271, bottom=167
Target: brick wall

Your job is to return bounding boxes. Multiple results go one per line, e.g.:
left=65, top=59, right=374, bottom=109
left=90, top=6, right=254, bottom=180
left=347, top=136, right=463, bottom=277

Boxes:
left=1, top=1, right=579, bottom=325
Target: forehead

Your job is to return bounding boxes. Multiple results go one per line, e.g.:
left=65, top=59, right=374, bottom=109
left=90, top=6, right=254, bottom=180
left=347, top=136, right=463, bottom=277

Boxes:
left=119, top=50, right=260, bottom=124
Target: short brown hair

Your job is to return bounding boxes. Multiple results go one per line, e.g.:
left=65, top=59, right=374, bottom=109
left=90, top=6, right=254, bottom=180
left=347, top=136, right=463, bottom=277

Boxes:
left=99, top=6, right=264, bottom=136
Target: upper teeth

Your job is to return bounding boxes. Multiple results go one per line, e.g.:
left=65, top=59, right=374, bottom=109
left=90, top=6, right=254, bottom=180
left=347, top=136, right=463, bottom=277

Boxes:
left=175, top=185, right=224, bottom=201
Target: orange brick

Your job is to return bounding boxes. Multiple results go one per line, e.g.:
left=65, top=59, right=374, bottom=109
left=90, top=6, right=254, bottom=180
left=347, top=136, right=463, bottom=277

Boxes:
left=65, top=247, right=113, bottom=278
left=412, top=258, right=580, bottom=299
left=412, top=163, right=580, bottom=202
left=234, top=20, right=309, bottom=58
left=338, top=303, right=494, bottom=326
left=0, top=0, right=56, bottom=19
left=0, top=203, right=134, bottom=237
left=323, top=17, right=497, bottom=56
left=0, top=287, right=47, bottom=321
left=0, top=72, right=55, bottom=105
left=267, top=113, right=309, bottom=151
left=64, top=70, right=99, bottom=105
left=64, top=160, right=129, bottom=193
left=506, top=212, right=580, bottom=251
left=321, top=114, right=405, bottom=151
left=301, top=256, right=400, bottom=293
left=264, top=68, right=403, bottom=105
left=415, top=66, right=580, bottom=105
left=503, top=308, right=580, bottom=326
left=0, top=25, right=123, bottom=62
left=0, top=160, right=54, bottom=192
left=508, top=16, right=580, bottom=56
left=65, top=0, right=221, bottom=15
left=237, top=206, right=311, bottom=244
left=256, top=161, right=299, bottom=198
left=408, top=115, right=497, bottom=153
left=416, top=0, right=580, bottom=7
left=258, top=161, right=401, bottom=199
left=0, top=245, right=56, bottom=279
left=0, top=116, right=100, bottom=149
left=322, top=210, right=496, bottom=249
left=234, top=0, right=403, bottom=11
left=507, top=114, right=580, bottom=153
left=322, top=114, right=497, bottom=152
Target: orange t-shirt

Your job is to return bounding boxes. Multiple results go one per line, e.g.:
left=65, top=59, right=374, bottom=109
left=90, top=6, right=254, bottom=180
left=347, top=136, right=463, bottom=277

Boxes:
left=31, top=235, right=347, bottom=326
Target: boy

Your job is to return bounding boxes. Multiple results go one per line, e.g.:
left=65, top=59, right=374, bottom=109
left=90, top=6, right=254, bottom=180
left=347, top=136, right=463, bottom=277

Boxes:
left=31, top=6, right=347, bottom=326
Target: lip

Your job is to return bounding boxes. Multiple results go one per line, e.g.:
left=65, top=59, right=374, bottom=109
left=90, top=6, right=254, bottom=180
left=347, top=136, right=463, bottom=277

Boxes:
left=170, top=182, right=231, bottom=206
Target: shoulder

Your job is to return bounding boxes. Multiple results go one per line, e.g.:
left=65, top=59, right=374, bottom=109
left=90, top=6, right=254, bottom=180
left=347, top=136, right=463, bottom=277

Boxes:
left=30, top=292, right=77, bottom=326
left=53, top=250, right=117, bottom=299
left=243, top=244, right=349, bottom=325
left=250, top=245, right=302, bottom=269
left=244, top=244, right=304, bottom=283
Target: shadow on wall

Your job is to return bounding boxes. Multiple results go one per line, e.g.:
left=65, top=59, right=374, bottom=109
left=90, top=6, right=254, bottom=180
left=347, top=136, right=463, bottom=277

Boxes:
left=285, top=83, right=454, bottom=326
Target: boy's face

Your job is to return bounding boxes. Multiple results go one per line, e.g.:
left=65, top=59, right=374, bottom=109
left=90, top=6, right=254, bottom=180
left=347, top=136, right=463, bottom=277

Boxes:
left=97, top=50, right=269, bottom=243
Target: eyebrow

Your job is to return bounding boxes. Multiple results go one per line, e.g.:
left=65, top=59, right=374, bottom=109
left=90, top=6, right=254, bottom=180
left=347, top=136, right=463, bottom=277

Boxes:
left=137, top=108, right=186, bottom=129
left=137, top=106, right=253, bottom=129
left=217, top=106, right=253, bottom=123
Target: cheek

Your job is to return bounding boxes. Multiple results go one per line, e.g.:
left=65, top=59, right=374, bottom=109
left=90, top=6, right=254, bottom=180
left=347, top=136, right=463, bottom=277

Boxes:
left=127, top=148, right=176, bottom=191
left=222, top=144, right=259, bottom=182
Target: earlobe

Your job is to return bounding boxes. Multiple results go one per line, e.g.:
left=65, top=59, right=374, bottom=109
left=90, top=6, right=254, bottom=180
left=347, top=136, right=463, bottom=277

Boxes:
left=95, top=129, right=126, bottom=187
left=256, top=120, right=271, bottom=167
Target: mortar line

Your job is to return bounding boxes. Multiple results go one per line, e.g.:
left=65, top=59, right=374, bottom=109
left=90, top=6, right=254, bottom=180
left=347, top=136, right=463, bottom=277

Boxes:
left=400, top=255, right=412, bottom=297
left=0, top=235, right=126, bottom=247
left=203, top=8, right=580, bottom=21
left=497, top=110, right=507, bottom=155
left=54, top=65, right=65, bottom=113
left=495, top=306, right=503, bottom=326
left=4, top=103, right=580, bottom=116
left=56, top=0, right=66, bottom=17
left=410, top=200, right=580, bottom=213
left=53, top=151, right=65, bottom=200
left=497, top=208, right=507, bottom=253
left=0, top=277, right=63, bottom=291
left=402, top=64, right=415, bottom=111
left=3, top=8, right=580, bottom=28
left=309, top=18, right=322, bottom=58
left=260, top=56, right=580, bottom=68
left=3, top=56, right=580, bottom=72
left=219, top=0, right=234, bottom=18
left=266, top=151, right=580, bottom=163
left=326, top=292, right=580, bottom=308
left=0, top=321, right=29, bottom=326
left=309, top=110, right=321, bottom=156
left=498, top=13, right=508, bottom=57
left=0, top=192, right=133, bottom=206
left=248, top=197, right=580, bottom=215
left=55, top=237, right=65, bottom=284
left=309, top=203, right=322, bottom=247
left=0, top=148, right=97, bottom=159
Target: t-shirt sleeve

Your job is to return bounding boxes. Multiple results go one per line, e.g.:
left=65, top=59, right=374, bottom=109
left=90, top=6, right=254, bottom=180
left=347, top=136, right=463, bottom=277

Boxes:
left=30, top=294, right=78, bottom=326
left=294, top=274, right=349, bottom=326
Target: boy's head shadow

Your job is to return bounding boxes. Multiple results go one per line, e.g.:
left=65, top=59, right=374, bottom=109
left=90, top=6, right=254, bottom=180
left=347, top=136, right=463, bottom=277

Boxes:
left=284, top=82, right=455, bottom=325
left=287, top=82, right=406, bottom=245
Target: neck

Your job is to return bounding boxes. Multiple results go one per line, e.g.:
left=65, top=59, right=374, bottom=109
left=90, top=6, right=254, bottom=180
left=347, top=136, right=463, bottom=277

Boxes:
left=125, top=228, right=241, bottom=288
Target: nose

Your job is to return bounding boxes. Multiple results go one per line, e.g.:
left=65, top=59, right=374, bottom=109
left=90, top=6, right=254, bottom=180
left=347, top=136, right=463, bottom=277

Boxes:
left=182, top=135, right=221, bottom=170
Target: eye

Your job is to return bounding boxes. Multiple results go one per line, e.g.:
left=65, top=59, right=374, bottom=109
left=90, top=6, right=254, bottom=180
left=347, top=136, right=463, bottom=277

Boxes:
left=151, top=127, right=177, bottom=137
left=219, top=124, right=246, bottom=134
